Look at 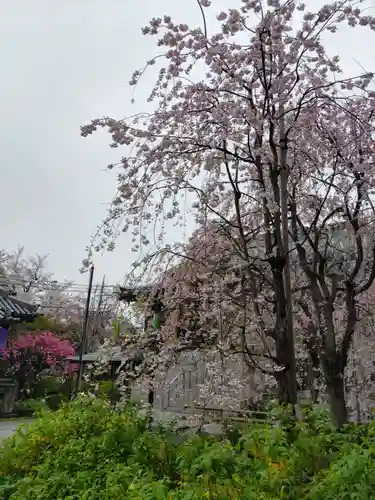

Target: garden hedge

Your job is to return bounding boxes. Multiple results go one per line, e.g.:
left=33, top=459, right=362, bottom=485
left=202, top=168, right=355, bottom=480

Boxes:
left=0, top=398, right=374, bottom=499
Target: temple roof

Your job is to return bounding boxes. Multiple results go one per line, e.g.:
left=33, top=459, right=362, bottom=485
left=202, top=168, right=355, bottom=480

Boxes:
left=66, top=346, right=123, bottom=364
left=0, top=289, right=38, bottom=320
left=117, top=285, right=153, bottom=303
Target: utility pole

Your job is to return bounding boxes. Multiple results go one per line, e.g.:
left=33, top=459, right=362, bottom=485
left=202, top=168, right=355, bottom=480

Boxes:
left=75, top=265, right=94, bottom=394
left=93, top=276, right=106, bottom=346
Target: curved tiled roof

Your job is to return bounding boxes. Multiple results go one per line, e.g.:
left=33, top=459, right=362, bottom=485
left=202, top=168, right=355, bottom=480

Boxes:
left=117, top=285, right=153, bottom=303
left=0, top=290, right=38, bottom=320
left=66, top=346, right=123, bottom=364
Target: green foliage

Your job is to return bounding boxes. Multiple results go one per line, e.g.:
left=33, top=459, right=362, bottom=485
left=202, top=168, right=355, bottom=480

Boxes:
left=9, top=315, right=75, bottom=339
left=8, top=315, right=83, bottom=349
left=1, top=401, right=375, bottom=499
left=14, top=398, right=49, bottom=415
left=97, top=379, right=121, bottom=403
left=17, top=375, right=70, bottom=413
left=33, top=375, right=64, bottom=398
left=45, top=393, right=65, bottom=411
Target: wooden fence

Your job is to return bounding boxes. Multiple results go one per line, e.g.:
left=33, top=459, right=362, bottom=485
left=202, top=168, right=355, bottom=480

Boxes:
left=163, top=404, right=272, bottom=429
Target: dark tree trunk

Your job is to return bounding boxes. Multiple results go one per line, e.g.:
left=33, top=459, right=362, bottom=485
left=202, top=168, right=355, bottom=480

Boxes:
left=147, top=389, right=155, bottom=429
left=275, top=365, right=292, bottom=405
left=322, top=301, right=349, bottom=428
left=272, top=263, right=297, bottom=406
left=148, top=389, right=154, bottom=407
left=325, top=369, right=347, bottom=428
left=279, top=124, right=297, bottom=408
left=275, top=344, right=297, bottom=406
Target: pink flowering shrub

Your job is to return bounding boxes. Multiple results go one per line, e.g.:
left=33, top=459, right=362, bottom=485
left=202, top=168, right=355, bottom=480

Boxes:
left=5, top=331, right=76, bottom=398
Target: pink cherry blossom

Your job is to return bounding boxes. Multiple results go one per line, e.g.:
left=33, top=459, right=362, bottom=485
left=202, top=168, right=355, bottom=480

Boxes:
left=82, top=0, right=375, bottom=425
left=5, top=331, right=76, bottom=374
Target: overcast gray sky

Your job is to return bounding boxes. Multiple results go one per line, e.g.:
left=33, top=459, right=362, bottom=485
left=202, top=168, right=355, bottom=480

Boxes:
left=1, top=0, right=374, bottom=288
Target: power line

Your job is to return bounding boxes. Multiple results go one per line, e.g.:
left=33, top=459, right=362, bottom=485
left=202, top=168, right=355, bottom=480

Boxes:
left=0, top=281, right=118, bottom=295
left=0, top=279, right=117, bottom=290
left=0, top=274, right=118, bottom=287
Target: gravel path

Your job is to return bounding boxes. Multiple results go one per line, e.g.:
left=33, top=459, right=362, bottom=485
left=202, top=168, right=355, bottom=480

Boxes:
left=0, top=419, right=34, bottom=441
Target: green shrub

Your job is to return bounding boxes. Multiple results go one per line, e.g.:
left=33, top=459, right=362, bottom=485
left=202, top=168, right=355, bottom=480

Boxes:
left=97, top=379, right=121, bottom=403
left=0, top=399, right=374, bottom=499
left=45, top=393, right=64, bottom=411
left=15, top=375, right=69, bottom=414
left=307, top=446, right=375, bottom=499
left=14, top=398, right=49, bottom=415
left=33, top=376, right=63, bottom=398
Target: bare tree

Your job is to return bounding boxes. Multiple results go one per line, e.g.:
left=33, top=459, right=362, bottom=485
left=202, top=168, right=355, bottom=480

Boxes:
left=0, top=247, right=52, bottom=297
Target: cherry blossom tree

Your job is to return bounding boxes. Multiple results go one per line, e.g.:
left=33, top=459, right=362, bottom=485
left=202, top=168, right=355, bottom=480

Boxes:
left=0, top=247, right=53, bottom=297
left=82, top=0, right=375, bottom=425
left=151, top=222, right=282, bottom=406
left=0, top=247, right=75, bottom=318
left=288, top=99, right=375, bottom=426
left=4, top=331, right=76, bottom=399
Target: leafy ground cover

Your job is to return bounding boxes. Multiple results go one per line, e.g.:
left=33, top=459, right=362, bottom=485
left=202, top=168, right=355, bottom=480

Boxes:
left=0, top=398, right=374, bottom=499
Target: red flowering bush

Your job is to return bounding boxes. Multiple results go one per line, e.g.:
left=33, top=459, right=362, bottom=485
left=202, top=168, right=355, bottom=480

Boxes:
left=4, top=331, right=76, bottom=398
